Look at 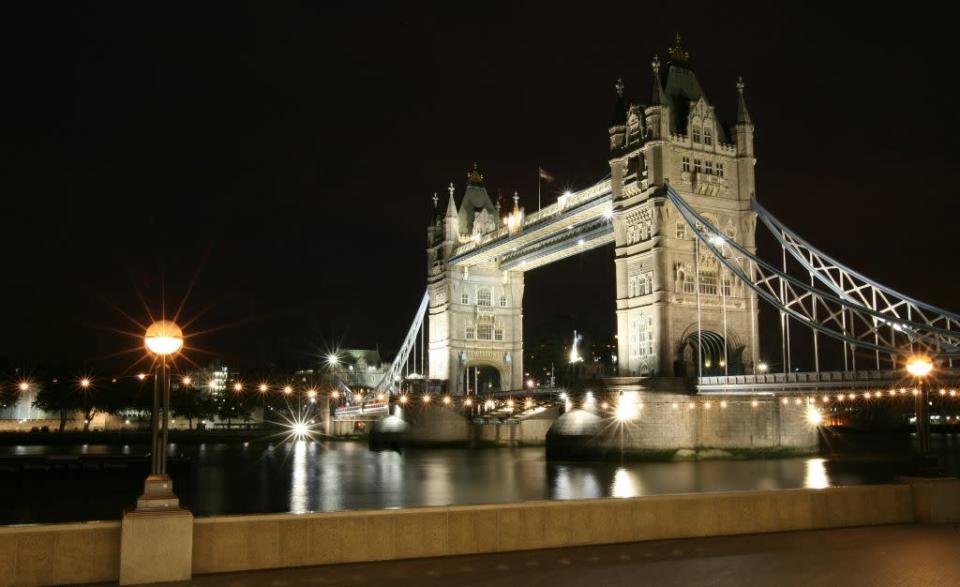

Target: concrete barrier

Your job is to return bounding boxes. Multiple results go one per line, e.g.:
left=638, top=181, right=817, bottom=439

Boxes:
left=190, top=484, right=916, bottom=574
left=0, top=521, right=120, bottom=586
left=2, top=479, right=958, bottom=586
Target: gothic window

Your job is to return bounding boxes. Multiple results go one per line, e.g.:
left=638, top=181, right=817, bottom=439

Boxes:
left=477, top=323, right=493, bottom=340
left=477, top=288, right=492, bottom=306
left=699, top=271, right=718, bottom=296
left=676, top=221, right=687, bottom=240
left=722, top=276, right=733, bottom=297
left=682, top=157, right=690, bottom=172
left=465, top=326, right=475, bottom=340
left=499, top=295, right=507, bottom=307
left=703, top=128, right=713, bottom=145
left=639, top=315, right=655, bottom=357
left=705, top=161, right=713, bottom=175
left=717, top=163, right=724, bottom=178
left=629, top=319, right=640, bottom=360
left=494, top=328, right=504, bottom=341
left=692, top=126, right=702, bottom=143
left=694, top=159, right=702, bottom=174
left=461, top=292, right=470, bottom=305
left=639, top=273, right=652, bottom=296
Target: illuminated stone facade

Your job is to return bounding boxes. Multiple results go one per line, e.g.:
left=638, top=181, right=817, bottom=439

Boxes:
left=427, top=168, right=524, bottom=394
left=609, top=39, right=760, bottom=377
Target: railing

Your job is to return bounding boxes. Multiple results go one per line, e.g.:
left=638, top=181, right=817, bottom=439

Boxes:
left=334, top=400, right=389, bottom=421
left=451, top=178, right=612, bottom=260
left=696, top=370, right=960, bottom=393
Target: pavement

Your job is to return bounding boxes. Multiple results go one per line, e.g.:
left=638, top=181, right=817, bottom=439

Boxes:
left=142, top=524, right=960, bottom=587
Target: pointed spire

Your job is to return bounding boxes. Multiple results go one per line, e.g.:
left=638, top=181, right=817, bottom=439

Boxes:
left=736, top=76, right=752, bottom=125
left=512, top=191, right=520, bottom=213
left=650, top=54, right=665, bottom=106
left=667, top=33, right=690, bottom=65
left=432, top=192, right=439, bottom=209
left=445, top=182, right=458, bottom=218
left=466, top=162, right=484, bottom=186
left=610, top=77, right=627, bottom=126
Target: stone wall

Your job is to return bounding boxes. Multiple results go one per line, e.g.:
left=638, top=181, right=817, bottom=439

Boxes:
left=547, top=391, right=817, bottom=459
left=4, top=481, right=959, bottom=585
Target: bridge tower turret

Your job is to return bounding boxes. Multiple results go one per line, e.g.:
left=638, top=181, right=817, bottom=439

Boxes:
left=610, top=35, right=760, bottom=377
left=427, top=165, right=525, bottom=395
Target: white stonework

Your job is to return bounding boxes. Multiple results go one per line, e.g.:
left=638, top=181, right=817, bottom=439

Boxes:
left=428, top=44, right=760, bottom=389
left=428, top=170, right=524, bottom=394
left=610, top=49, right=759, bottom=377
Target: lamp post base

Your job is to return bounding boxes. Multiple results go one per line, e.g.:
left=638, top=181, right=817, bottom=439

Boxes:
left=135, top=474, right=181, bottom=511
left=120, top=474, right=193, bottom=584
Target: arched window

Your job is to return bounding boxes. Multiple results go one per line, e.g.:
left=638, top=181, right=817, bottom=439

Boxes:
left=703, top=127, right=713, bottom=145
left=692, top=126, right=702, bottom=143
left=477, top=323, right=493, bottom=340
left=477, top=288, right=491, bottom=307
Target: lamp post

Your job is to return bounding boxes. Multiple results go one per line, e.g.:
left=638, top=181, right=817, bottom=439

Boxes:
left=906, top=355, right=933, bottom=460
left=120, top=319, right=192, bottom=585
left=141, top=319, right=183, bottom=509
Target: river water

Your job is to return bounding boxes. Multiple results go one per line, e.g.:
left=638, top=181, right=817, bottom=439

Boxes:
left=2, top=439, right=955, bottom=525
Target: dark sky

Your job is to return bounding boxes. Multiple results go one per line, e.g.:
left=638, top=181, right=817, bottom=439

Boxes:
left=2, top=2, right=959, bottom=372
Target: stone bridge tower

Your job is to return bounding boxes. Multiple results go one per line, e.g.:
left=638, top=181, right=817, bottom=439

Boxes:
left=609, top=36, right=760, bottom=377
left=426, top=166, right=525, bottom=394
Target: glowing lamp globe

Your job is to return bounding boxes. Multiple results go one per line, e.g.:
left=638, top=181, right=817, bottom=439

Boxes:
left=144, top=320, right=183, bottom=356
left=906, top=356, right=933, bottom=378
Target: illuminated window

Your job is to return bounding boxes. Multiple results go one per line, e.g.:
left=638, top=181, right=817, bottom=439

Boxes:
left=693, top=159, right=702, bottom=173
left=703, top=128, right=713, bottom=145
left=477, top=323, right=493, bottom=340
left=461, top=292, right=469, bottom=305
left=477, top=288, right=491, bottom=306
left=682, top=157, right=690, bottom=172
left=692, top=127, right=702, bottom=143
left=699, top=272, right=718, bottom=295
left=639, top=315, right=655, bottom=357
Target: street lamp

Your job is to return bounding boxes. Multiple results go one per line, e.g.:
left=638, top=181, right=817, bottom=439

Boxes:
left=906, top=355, right=934, bottom=458
left=140, top=319, right=183, bottom=510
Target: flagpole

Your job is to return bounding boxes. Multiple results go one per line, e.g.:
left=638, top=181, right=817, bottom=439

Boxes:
left=537, top=166, right=541, bottom=211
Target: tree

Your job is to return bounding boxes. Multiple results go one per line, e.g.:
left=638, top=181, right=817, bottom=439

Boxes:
left=216, top=388, right=253, bottom=428
left=32, top=380, right=77, bottom=432
left=171, top=386, right=216, bottom=430
left=0, top=384, right=17, bottom=411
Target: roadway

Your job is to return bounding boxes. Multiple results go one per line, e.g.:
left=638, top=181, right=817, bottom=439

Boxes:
left=138, top=523, right=960, bottom=586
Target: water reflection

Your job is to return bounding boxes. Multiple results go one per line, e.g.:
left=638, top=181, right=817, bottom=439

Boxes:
left=0, top=442, right=932, bottom=525
left=804, top=458, right=829, bottom=489
left=290, top=440, right=308, bottom=513
left=611, top=467, right=640, bottom=498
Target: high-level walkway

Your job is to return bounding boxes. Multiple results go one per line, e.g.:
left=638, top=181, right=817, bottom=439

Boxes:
left=136, top=524, right=960, bottom=586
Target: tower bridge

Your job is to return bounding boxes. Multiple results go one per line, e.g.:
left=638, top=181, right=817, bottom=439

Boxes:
left=357, top=37, right=960, bottom=456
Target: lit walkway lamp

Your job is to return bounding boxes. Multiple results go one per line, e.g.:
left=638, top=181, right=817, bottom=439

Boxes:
left=141, top=320, right=183, bottom=507
left=906, top=355, right=933, bottom=458
left=120, top=320, right=192, bottom=586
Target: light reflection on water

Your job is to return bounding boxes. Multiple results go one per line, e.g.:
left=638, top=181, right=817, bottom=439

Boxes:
left=0, top=441, right=926, bottom=524
left=804, top=458, right=829, bottom=489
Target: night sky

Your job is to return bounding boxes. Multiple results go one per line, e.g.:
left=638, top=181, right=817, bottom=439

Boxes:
left=2, top=3, right=959, bottom=372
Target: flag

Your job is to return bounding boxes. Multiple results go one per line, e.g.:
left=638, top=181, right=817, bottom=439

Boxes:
left=538, top=167, right=555, bottom=182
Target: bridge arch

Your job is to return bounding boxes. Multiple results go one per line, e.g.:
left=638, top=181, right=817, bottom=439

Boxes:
left=674, top=328, right=745, bottom=377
